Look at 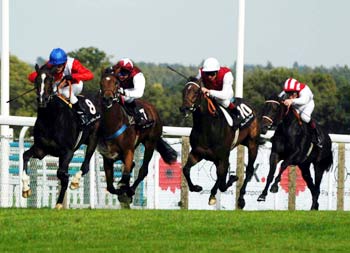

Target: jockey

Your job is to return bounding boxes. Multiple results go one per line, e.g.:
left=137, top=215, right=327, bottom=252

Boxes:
left=279, top=77, right=322, bottom=148
left=194, top=57, right=241, bottom=128
left=28, top=48, right=94, bottom=127
left=112, top=58, right=153, bottom=128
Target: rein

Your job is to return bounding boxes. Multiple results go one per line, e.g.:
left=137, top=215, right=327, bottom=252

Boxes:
left=204, top=95, right=217, bottom=116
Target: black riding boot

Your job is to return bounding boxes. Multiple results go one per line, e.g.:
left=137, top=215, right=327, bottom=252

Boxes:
left=128, top=101, right=153, bottom=129
left=228, top=102, right=241, bottom=129
left=72, top=102, right=89, bottom=128
left=308, top=119, right=322, bottom=148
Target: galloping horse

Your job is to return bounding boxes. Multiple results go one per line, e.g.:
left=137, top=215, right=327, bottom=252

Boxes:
left=22, top=64, right=101, bottom=209
left=179, top=81, right=262, bottom=209
left=257, top=94, right=333, bottom=210
left=99, top=70, right=177, bottom=203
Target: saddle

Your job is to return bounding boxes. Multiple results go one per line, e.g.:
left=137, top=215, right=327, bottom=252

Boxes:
left=219, top=98, right=255, bottom=129
left=57, top=95, right=101, bottom=127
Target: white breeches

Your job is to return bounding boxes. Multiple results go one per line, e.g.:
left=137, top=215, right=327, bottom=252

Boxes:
left=294, top=100, right=314, bottom=123
left=215, top=98, right=230, bottom=108
left=58, top=81, right=83, bottom=104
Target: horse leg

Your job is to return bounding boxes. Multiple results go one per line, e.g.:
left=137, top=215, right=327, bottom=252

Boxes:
left=183, top=151, right=203, bottom=192
left=299, top=162, right=318, bottom=210
left=116, top=149, right=134, bottom=204
left=55, top=151, right=74, bottom=209
left=208, top=181, right=219, bottom=205
left=22, top=146, right=46, bottom=198
left=216, top=157, right=231, bottom=192
left=311, top=163, right=326, bottom=211
left=70, top=135, right=98, bottom=190
left=270, top=160, right=289, bottom=193
left=131, top=142, right=155, bottom=195
left=238, top=143, right=258, bottom=209
left=103, top=156, right=118, bottom=194
left=258, top=152, right=281, bottom=201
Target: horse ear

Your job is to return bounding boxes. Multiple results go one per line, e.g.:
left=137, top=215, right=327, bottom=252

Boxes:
left=35, top=64, right=40, bottom=73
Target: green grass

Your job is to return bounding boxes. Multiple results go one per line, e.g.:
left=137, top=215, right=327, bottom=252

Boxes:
left=0, top=209, right=350, bottom=253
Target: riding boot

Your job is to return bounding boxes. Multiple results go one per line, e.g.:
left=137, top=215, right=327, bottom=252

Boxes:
left=72, top=102, right=89, bottom=128
left=128, top=101, right=154, bottom=129
left=308, top=119, right=322, bottom=148
left=228, top=102, right=241, bottom=129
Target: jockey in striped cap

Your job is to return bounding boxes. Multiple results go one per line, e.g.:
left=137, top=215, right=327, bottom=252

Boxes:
left=279, top=77, right=322, bottom=147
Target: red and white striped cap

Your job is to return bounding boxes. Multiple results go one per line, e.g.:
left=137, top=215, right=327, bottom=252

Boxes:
left=284, top=78, right=302, bottom=92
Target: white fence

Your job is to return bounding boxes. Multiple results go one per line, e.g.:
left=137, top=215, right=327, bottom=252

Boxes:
left=1, top=115, right=350, bottom=210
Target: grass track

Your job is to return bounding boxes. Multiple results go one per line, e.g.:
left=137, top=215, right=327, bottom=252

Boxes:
left=0, top=209, right=350, bottom=253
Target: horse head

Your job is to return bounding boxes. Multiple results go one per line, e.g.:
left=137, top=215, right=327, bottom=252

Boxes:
left=179, top=81, right=202, bottom=117
left=261, top=95, right=285, bottom=134
left=100, top=68, right=120, bottom=109
left=34, top=64, right=56, bottom=108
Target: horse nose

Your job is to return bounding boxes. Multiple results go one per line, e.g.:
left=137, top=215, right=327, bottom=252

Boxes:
left=102, top=96, right=113, bottom=106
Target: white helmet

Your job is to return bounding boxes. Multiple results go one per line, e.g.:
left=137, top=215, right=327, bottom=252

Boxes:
left=202, top=57, right=220, bottom=72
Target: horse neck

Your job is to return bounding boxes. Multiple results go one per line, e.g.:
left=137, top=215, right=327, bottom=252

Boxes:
left=102, top=102, right=127, bottom=133
left=193, top=96, right=223, bottom=130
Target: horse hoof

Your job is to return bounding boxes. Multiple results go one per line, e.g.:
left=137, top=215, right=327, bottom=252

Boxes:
left=208, top=196, right=216, bottom=205
left=311, top=203, right=319, bottom=210
left=118, top=193, right=132, bottom=205
left=270, top=185, right=278, bottom=193
left=55, top=204, right=63, bottom=210
left=230, top=175, right=239, bottom=183
left=190, top=185, right=203, bottom=192
left=22, top=189, right=32, bottom=198
left=257, top=195, right=266, bottom=202
left=237, top=199, right=245, bottom=209
left=70, top=182, right=79, bottom=190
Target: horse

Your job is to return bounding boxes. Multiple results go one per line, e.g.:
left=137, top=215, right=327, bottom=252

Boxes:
left=257, top=94, right=333, bottom=210
left=98, top=70, right=178, bottom=203
left=179, top=81, right=262, bottom=209
left=22, top=64, right=101, bottom=209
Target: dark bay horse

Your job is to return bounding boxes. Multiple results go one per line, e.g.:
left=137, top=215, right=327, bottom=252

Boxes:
left=99, top=70, right=177, bottom=203
left=22, top=64, right=101, bottom=209
left=179, top=81, right=262, bottom=209
left=257, top=94, right=333, bottom=210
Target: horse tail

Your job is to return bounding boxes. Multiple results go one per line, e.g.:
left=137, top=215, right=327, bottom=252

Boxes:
left=156, top=138, right=178, bottom=164
left=322, top=151, right=333, bottom=172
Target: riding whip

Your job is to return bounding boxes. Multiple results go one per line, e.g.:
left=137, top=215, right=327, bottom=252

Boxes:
left=167, top=66, right=189, bottom=80
left=6, top=87, right=36, bottom=103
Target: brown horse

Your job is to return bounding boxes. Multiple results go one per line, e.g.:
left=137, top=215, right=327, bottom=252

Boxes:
left=98, top=70, right=178, bottom=203
left=179, top=81, right=262, bottom=209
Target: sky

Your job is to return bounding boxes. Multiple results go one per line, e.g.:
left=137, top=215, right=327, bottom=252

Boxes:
left=1, top=0, right=350, bottom=68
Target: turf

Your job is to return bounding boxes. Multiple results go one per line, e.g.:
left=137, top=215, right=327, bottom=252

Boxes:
left=0, top=209, right=349, bottom=253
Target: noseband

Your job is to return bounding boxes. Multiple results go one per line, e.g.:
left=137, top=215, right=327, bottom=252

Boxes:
left=262, top=99, right=281, bottom=126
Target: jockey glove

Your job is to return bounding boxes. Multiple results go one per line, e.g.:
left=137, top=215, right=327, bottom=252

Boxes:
left=117, top=87, right=125, bottom=95
left=64, top=75, right=73, bottom=81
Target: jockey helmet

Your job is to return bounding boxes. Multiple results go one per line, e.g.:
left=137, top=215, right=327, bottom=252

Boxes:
left=202, top=57, right=220, bottom=72
left=116, top=58, right=134, bottom=72
left=49, top=48, right=67, bottom=65
left=284, top=78, right=302, bottom=92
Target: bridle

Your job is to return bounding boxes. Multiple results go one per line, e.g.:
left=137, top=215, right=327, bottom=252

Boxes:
left=262, top=99, right=281, bottom=128
left=100, top=73, right=121, bottom=109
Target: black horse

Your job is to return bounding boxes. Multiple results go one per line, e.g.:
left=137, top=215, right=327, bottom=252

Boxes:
left=257, top=94, right=333, bottom=210
left=22, top=64, right=101, bottom=209
left=99, top=70, right=178, bottom=204
left=179, top=81, right=262, bottom=209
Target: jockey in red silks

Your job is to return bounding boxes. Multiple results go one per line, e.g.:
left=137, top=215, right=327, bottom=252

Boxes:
left=193, top=57, right=241, bottom=128
left=112, top=58, right=153, bottom=128
left=279, top=77, right=322, bottom=147
left=28, top=48, right=94, bottom=127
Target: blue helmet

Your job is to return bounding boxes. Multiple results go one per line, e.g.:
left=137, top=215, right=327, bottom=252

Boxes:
left=49, top=48, right=67, bottom=65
